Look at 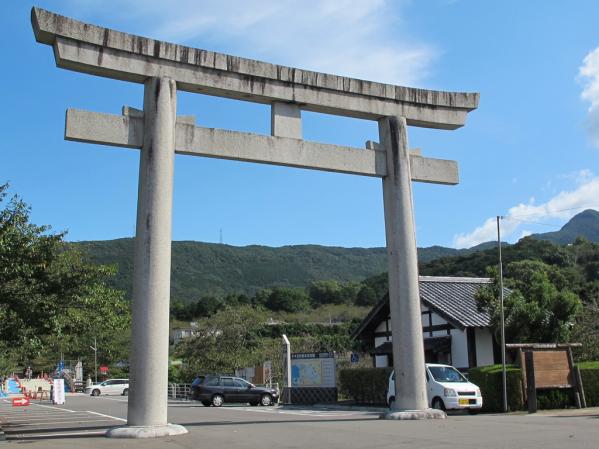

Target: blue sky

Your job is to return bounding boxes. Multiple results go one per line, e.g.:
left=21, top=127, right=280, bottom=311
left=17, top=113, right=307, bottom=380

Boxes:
left=2, top=0, right=599, bottom=249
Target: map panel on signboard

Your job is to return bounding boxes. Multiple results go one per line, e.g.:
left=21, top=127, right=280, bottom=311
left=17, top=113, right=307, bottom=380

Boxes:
left=290, top=352, right=336, bottom=388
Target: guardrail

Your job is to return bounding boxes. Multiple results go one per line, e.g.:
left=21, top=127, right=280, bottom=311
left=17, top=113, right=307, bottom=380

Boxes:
left=168, top=383, right=191, bottom=399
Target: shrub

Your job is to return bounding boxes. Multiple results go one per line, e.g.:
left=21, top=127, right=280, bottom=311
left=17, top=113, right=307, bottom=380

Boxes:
left=338, top=367, right=392, bottom=405
left=470, top=362, right=599, bottom=411
left=536, top=389, right=573, bottom=409
left=339, top=362, right=599, bottom=410
left=467, top=365, right=524, bottom=412
left=578, top=361, right=599, bottom=407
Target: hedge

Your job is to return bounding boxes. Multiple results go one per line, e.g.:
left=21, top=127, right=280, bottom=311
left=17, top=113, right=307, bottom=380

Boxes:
left=468, top=365, right=524, bottom=412
left=339, top=363, right=599, bottom=410
left=338, top=367, right=391, bottom=405
left=578, top=361, right=599, bottom=407
left=469, top=362, right=599, bottom=411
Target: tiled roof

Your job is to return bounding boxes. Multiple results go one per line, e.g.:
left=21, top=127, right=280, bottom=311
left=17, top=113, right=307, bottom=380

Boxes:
left=352, top=276, right=494, bottom=340
left=419, top=276, right=491, bottom=328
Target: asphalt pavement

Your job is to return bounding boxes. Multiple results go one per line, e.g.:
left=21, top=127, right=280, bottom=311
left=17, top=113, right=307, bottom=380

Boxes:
left=0, top=394, right=597, bottom=448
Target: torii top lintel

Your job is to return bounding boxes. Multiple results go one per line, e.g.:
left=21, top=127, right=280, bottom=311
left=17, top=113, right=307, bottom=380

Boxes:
left=32, top=7, right=479, bottom=130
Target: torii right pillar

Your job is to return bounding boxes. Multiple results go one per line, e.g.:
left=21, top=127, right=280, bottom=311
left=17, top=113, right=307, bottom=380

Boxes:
left=380, top=116, right=446, bottom=419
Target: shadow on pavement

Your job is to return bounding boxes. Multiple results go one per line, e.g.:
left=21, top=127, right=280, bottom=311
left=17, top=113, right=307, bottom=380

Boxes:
left=178, top=416, right=379, bottom=427
left=3, top=424, right=113, bottom=434
left=8, top=433, right=106, bottom=441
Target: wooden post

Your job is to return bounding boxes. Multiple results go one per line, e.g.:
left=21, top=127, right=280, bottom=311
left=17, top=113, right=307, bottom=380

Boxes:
left=525, top=351, right=537, bottom=413
left=574, top=366, right=587, bottom=408
left=566, top=347, right=581, bottom=409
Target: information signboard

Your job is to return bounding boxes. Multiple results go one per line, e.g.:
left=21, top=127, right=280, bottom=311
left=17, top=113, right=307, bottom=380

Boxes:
left=290, top=352, right=336, bottom=388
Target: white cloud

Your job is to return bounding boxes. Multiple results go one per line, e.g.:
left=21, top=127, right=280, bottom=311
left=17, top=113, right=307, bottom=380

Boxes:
left=453, top=173, right=599, bottom=248
left=518, top=230, right=532, bottom=239
left=63, top=0, right=435, bottom=86
left=579, top=46, right=599, bottom=147
left=558, top=169, right=594, bottom=185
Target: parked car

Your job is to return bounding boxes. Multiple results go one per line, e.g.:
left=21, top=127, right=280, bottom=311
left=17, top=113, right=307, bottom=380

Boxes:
left=386, top=363, right=482, bottom=413
left=84, top=378, right=129, bottom=396
left=191, top=375, right=278, bottom=407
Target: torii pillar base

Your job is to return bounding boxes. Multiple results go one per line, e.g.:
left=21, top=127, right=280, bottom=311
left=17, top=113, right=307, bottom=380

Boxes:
left=380, top=409, right=447, bottom=420
left=106, top=424, right=188, bottom=439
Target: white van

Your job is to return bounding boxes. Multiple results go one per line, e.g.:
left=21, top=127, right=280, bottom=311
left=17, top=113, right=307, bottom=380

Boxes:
left=387, top=363, right=482, bottom=413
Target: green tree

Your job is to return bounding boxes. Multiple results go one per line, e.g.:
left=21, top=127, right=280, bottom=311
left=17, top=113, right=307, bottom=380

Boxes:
left=309, top=280, right=344, bottom=305
left=0, top=183, right=130, bottom=368
left=194, top=295, right=223, bottom=317
left=175, top=305, right=266, bottom=378
left=356, top=285, right=378, bottom=306
left=265, top=287, right=310, bottom=312
left=476, top=260, right=581, bottom=343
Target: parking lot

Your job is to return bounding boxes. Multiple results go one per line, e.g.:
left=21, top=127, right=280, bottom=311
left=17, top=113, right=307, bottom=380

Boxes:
left=0, top=395, right=598, bottom=448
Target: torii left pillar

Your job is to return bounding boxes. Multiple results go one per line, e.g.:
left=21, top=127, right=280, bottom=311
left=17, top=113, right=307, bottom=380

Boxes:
left=107, top=77, right=187, bottom=438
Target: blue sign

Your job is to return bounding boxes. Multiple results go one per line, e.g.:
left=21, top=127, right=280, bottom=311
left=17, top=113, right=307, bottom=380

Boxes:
left=7, top=378, right=21, bottom=394
left=350, top=353, right=359, bottom=364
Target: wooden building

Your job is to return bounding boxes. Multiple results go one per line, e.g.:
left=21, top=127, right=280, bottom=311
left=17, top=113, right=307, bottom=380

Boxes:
left=352, top=276, right=497, bottom=370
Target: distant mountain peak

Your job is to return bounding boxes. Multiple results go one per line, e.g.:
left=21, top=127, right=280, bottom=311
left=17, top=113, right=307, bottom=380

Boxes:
left=530, top=209, right=599, bottom=245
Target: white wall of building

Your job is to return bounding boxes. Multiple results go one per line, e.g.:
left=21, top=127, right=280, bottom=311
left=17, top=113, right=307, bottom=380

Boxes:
left=431, top=312, right=447, bottom=326
left=449, top=328, right=469, bottom=369
left=475, top=328, right=495, bottom=366
left=370, top=309, right=493, bottom=369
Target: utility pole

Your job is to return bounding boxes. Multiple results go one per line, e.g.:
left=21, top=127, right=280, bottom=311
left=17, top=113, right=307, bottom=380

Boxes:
left=90, top=338, right=98, bottom=384
left=497, top=216, right=508, bottom=413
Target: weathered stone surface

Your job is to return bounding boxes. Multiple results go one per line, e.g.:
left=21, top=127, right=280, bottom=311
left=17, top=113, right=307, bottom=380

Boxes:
left=32, top=7, right=479, bottom=129
left=379, top=409, right=447, bottom=420
left=128, top=77, right=178, bottom=430
left=381, top=116, right=429, bottom=412
left=65, top=108, right=458, bottom=183
left=271, top=102, right=302, bottom=139
left=106, top=424, right=188, bottom=438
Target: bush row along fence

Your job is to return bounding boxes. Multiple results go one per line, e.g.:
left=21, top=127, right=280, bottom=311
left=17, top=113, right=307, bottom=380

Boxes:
left=338, top=363, right=599, bottom=411
left=338, top=367, right=392, bottom=405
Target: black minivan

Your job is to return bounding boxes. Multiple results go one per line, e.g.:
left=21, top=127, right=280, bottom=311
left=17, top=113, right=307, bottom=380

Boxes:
left=191, top=375, right=278, bottom=407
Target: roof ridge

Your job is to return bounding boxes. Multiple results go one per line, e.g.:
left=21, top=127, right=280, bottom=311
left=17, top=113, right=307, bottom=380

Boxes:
left=418, top=276, right=491, bottom=283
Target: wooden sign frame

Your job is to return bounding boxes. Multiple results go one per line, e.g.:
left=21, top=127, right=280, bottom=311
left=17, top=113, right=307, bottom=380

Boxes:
left=506, top=343, right=586, bottom=413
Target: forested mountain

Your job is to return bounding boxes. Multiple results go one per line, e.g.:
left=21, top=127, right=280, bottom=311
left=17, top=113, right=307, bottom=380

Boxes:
left=532, top=209, right=599, bottom=245
left=72, top=209, right=599, bottom=303
left=73, top=240, right=387, bottom=302
left=72, top=240, right=466, bottom=302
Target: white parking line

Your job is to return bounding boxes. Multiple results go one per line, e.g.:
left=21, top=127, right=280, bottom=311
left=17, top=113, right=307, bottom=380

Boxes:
left=87, top=410, right=127, bottom=422
left=31, top=403, right=77, bottom=412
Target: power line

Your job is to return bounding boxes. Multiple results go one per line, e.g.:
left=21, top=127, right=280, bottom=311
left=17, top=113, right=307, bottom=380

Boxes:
left=500, top=204, right=599, bottom=231
left=503, top=217, right=561, bottom=229
left=508, top=204, right=599, bottom=220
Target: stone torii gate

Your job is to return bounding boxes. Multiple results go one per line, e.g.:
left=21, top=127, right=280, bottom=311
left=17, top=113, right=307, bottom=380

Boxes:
left=32, top=7, right=478, bottom=436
